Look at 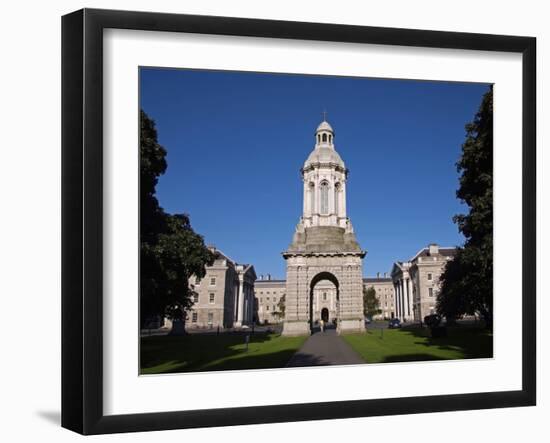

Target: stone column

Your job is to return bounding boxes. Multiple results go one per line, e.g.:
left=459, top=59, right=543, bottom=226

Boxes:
left=337, top=262, right=365, bottom=335
left=393, top=283, right=397, bottom=318
left=243, top=282, right=250, bottom=324
left=282, top=263, right=310, bottom=336
left=407, top=278, right=413, bottom=320
left=341, top=181, right=347, bottom=218
left=399, top=279, right=405, bottom=320
left=402, top=280, right=406, bottom=320
left=236, top=279, right=244, bottom=327
left=328, top=181, right=335, bottom=216
left=395, top=282, right=400, bottom=319
left=233, top=282, right=239, bottom=324
left=303, top=180, right=308, bottom=217
left=403, top=278, right=407, bottom=319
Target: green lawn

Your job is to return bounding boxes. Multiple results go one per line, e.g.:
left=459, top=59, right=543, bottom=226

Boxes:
left=141, top=332, right=307, bottom=374
left=343, top=326, right=493, bottom=364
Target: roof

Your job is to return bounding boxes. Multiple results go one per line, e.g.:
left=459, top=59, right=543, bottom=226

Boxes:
left=255, top=279, right=286, bottom=284
left=211, top=248, right=235, bottom=266
left=316, top=120, right=334, bottom=133
left=363, top=277, right=392, bottom=283
left=304, top=147, right=345, bottom=168
left=410, top=246, right=457, bottom=262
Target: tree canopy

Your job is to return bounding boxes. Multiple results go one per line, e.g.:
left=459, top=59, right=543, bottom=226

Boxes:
left=363, top=286, right=381, bottom=319
left=140, top=110, right=214, bottom=327
left=437, top=87, right=493, bottom=327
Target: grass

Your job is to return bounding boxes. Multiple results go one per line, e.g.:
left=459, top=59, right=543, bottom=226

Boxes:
left=343, top=325, right=493, bottom=364
left=141, top=332, right=307, bottom=374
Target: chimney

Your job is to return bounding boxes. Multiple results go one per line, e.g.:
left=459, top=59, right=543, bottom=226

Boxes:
left=428, top=243, right=439, bottom=255
left=376, top=272, right=380, bottom=278
left=267, top=274, right=271, bottom=280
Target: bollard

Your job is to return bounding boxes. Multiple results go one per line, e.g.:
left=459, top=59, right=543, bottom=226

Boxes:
left=245, top=334, right=250, bottom=352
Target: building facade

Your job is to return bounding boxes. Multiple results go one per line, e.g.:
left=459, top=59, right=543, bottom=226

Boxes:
left=254, top=277, right=286, bottom=324
left=391, top=243, right=456, bottom=322
left=282, top=119, right=366, bottom=336
left=187, top=247, right=256, bottom=329
left=364, top=274, right=395, bottom=320
left=256, top=275, right=392, bottom=325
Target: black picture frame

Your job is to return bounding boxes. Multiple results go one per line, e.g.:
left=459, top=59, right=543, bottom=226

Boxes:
left=62, top=8, right=536, bottom=435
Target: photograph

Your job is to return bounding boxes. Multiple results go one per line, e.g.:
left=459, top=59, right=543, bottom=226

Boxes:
left=139, top=68, right=494, bottom=374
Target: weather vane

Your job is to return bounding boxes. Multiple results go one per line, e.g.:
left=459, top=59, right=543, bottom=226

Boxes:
left=322, top=109, right=328, bottom=121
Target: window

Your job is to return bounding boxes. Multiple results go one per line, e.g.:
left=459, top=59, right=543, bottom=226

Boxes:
left=266, top=297, right=270, bottom=301
left=322, top=133, right=327, bottom=142
left=428, top=288, right=434, bottom=297
left=209, top=277, right=216, bottom=286
left=209, top=293, right=215, bottom=303
left=427, top=273, right=433, bottom=281
left=193, top=293, right=199, bottom=303
left=323, top=292, right=327, bottom=301
left=273, top=305, right=276, bottom=311
left=320, top=181, right=329, bottom=214
left=266, top=305, right=270, bottom=311
left=207, top=312, right=213, bottom=325
left=192, top=312, right=197, bottom=323
left=195, top=276, right=201, bottom=285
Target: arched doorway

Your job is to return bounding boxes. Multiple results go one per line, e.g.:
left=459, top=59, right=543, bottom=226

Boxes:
left=309, top=271, right=339, bottom=332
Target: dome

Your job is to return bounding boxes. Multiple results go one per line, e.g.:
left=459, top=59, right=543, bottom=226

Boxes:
left=316, top=120, right=334, bottom=133
left=304, top=146, right=345, bottom=168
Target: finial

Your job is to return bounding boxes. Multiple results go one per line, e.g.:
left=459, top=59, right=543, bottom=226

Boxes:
left=322, top=109, right=327, bottom=122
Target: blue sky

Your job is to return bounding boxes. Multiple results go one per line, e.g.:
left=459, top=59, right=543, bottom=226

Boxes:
left=140, top=67, right=490, bottom=278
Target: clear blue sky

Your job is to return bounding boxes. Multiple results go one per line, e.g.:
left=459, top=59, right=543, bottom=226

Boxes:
left=140, top=67, right=490, bottom=279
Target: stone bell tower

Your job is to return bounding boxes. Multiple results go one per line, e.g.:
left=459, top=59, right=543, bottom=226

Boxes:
left=282, top=118, right=366, bottom=336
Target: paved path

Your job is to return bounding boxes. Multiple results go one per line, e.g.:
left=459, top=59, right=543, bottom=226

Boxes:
left=286, top=328, right=364, bottom=367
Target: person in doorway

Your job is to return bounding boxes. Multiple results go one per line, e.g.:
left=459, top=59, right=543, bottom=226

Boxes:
left=320, top=318, right=325, bottom=333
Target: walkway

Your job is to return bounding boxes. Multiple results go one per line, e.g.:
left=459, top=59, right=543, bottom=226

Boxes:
left=286, top=327, right=364, bottom=367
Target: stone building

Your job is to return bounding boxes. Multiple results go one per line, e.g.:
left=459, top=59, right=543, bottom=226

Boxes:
left=254, top=277, right=286, bottom=324
left=282, top=118, right=366, bottom=336
left=187, top=247, right=256, bottom=329
left=256, top=275, right=395, bottom=324
left=391, top=243, right=456, bottom=322
left=364, top=274, right=395, bottom=320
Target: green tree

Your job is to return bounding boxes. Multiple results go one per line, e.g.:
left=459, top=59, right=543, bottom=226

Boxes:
left=437, top=87, right=493, bottom=328
left=140, top=110, right=215, bottom=327
left=363, top=286, right=381, bottom=319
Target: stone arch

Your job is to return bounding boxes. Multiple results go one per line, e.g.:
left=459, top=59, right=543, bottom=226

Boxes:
left=309, top=271, right=339, bottom=332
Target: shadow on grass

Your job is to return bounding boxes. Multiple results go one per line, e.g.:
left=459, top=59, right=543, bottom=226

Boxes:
left=141, top=332, right=305, bottom=374
left=396, top=325, right=493, bottom=360
left=382, top=353, right=446, bottom=363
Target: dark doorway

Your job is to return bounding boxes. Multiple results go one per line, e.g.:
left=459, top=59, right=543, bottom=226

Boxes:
left=309, top=271, right=339, bottom=333
left=321, top=307, right=329, bottom=323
